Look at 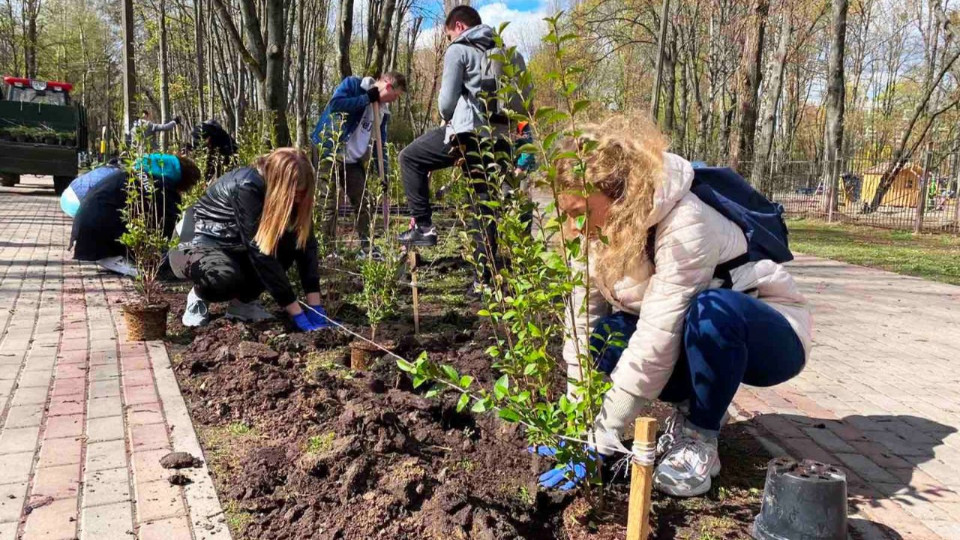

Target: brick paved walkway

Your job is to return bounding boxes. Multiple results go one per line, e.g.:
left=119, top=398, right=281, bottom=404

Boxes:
left=733, top=255, right=960, bottom=539
left=0, top=184, right=229, bottom=539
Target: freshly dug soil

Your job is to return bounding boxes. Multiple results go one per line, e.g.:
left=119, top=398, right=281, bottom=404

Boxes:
left=169, top=314, right=771, bottom=540
left=123, top=300, right=169, bottom=341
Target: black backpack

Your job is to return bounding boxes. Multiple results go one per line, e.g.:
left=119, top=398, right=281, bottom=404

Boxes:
left=647, top=166, right=793, bottom=287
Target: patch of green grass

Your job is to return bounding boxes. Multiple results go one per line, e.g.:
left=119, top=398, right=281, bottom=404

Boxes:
left=223, top=500, right=253, bottom=533
left=517, top=485, right=533, bottom=505
left=306, top=432, right=336, bottom=454
left=788, top=218, right=960, bottom=285
left=227, top=421, right=252, bottom=436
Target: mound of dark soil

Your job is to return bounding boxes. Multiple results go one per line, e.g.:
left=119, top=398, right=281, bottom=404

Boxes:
left=170, top=313, right=769, bottom=540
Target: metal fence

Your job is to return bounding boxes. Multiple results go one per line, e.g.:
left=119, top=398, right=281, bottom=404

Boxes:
left=743, top=147, right=960, bottom=234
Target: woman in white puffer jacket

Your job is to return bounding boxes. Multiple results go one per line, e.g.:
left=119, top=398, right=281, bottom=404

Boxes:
left=553, top=117, right=812, bottom=497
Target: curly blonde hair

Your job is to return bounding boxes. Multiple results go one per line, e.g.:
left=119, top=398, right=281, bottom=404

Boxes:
left=556, top=115, right=669, bottom=286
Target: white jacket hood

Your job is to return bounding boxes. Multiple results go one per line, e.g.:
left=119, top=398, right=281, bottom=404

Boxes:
left=643, top=153, right=696, bottom=229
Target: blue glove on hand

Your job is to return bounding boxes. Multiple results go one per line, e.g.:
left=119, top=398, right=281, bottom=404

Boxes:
left=304, top=305, right=332, bottom=329
left=530, top=445, right=601, bottom=491
left=291, top=312, right=323, bottom=332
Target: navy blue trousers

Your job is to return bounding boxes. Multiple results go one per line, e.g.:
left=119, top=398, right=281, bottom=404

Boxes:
left=590, top=289, right=805, bottom=433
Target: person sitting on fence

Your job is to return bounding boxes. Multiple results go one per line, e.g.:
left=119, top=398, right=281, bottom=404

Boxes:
left=311, top=72, right=407, bottom=259
left=172, top=148, right=330, bottom=333
left=71, top=154, right=201, bottom=277
left=543, top=116, right=812, bottom=497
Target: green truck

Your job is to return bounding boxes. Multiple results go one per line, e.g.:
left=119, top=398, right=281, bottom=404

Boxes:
left=0, top=76, right=88, bottom=194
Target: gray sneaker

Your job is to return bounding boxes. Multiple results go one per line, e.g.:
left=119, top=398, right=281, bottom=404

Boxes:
left=225, top=300, right=274, bottom=322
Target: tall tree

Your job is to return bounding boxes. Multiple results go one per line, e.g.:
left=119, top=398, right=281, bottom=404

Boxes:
left=729, top=0, right=769, bottom=171
left=821, top=0, right=847, bottom=215
left=23, top=0, right=41, bottom=78
left=751, top=4, right=792, bottom=191
left=211, top=0, right=292, bottom=145
left=159, top=0, right=171, bottom=150
left=337, top=0, right=354, bottom=78
left=369, top=0, right=397, bottom=75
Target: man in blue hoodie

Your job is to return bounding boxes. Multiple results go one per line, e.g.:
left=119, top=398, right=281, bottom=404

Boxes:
left=312, top=72, right=406, bottom=255
left=398, top=6, right=527, bottom=290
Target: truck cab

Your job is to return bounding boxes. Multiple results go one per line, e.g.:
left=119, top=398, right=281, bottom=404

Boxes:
left=0, top=76, right=88, bottom=194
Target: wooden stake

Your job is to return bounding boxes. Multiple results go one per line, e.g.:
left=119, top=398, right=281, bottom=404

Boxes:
left=627, top=418, right=658, bottom=540
left=408, top=249, right=420, bottom=335
left=372, top=101, right=389, bottom=231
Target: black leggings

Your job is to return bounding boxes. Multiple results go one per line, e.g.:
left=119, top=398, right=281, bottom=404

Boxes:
left=184, top=244, right=297, bottom=303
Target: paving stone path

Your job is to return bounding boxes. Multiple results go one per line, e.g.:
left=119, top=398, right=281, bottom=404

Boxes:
left=0, top=182, right=229, bottom=539
left=733, top=255, right=960, bottom=539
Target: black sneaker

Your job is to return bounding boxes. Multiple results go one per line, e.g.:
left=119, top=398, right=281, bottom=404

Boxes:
left=398, top=225, right=438, bottom=247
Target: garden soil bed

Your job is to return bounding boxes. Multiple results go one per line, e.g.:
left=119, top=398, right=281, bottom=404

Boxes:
left=166, top=311, right=771, bottom=539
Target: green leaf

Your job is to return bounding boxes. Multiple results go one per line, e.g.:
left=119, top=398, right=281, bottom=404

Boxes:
left=572, top=100, right=591, bottom=116
left=456, top=393, right=470, bottom=413
left=523, top=363, right=538, bottom=376
left=459, top=375, right=474, bottom=389
left=494, top=375, right=509, bottom=400
left=396, top=359, right=416, bottom=373
left=441, top=364, right=460, bottom=383
left=425, top=384, right=442, bottom=399
left=471, top=399, right=488, bottom=413
left=498, top=409, right=520, bottom=422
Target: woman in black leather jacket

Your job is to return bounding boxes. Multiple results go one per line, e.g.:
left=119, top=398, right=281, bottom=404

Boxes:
left=175, top=148, right=330, bottom=331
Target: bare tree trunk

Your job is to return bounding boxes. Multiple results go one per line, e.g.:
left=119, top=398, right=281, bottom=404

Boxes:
left=23, top=0, right=40, bottom=78
left=369, top=0, right=397, bottom=76
left=196, top=0, right=207, bottom=120
left=662, top=32, right=677, bottom=134
left=821, top=0, right=848, bottom=216
left=264, top=0, right=290, bottom=145
left=751, top=6, right=792, bottom=191
left=729, top=0, right=769, bottom=172
left=337, top=0, right=355, bottom=78
left=443, top=0, right=468, bottom=13
left=121, top=0, right=137, bottom=133
left=159, top=0, right=171, bottom=150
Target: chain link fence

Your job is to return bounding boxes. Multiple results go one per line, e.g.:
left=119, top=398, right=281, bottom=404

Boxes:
left=743, top=146, right=960, bottom=234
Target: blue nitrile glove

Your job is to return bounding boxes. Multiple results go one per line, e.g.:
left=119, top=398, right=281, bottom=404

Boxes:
left=291, top=312, right=323, bottom=332
left=305, top=305, right=332, bottom=329
left=530, top=444, right=601, bottom=491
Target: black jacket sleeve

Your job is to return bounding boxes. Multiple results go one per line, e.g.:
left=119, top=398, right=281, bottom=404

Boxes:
left=230, top=179, right=298, bottom=307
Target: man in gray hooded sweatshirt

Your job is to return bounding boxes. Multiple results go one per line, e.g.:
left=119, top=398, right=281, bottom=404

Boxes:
left=397, top=5, right=525, bottom=290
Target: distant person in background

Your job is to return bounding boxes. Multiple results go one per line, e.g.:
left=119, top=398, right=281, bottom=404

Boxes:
left=311, top=71, right=407, bottom=258
left=398, top=5, right=529, bottom=291
left=132, top=110, right=181, bottom=152
left=71, top=154, right=200, bottom=276
left=190, top=119, right=238, bottom=181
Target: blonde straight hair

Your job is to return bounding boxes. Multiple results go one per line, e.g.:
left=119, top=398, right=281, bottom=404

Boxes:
left=253, top=148, right=316, bottom=256
left=556, top=115, right=669, bottom=286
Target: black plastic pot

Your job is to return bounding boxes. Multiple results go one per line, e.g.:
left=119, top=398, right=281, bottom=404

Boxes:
left=753, top=458, right=847, bottom=540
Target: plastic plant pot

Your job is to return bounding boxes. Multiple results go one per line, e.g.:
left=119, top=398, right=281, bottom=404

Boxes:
left=752, top=457, right=847, bottom=540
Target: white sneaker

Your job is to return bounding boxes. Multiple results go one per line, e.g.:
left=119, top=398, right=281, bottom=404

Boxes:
left=657, top=403, right=730, bottom=457
left=657, top=406, right=686, bottom=457
left=225, top=299, right=274, bottom=322
left=97, top=256, right=139, bottom=278
left=182, top=288, right=210, bottom=327
left=653, top=423, right=721, bottom=497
